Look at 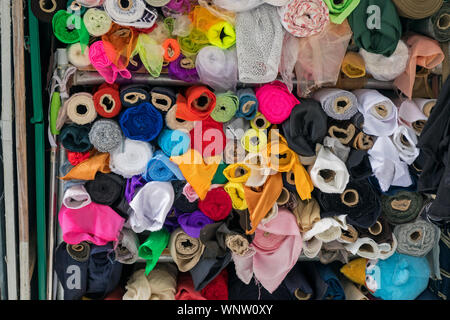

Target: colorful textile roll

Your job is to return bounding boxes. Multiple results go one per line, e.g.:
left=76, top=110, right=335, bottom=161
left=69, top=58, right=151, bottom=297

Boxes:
left=198, top=187, right=233, bottom=221
left=120, top=84, right=150, bottom=108
left=348, top=0, right=402, bottom=57
left=278, top=0, right=330, bottom=37
left=52, top=10, right=89, bottom=49
left=223, top=164, right=251, bottom=183
left=178, top=28, right=210, bottom=57
left=85, top=172, right=125, bottom=206
left=381, top=191, right=424, bottom=225
left=125, top=175, right=146, bottom=203
left=241, top=129, right=267, bottom=154
left=236, top=89, right=258, bottom=120
left=88, top=119, right=122, bottom=153
left=313, top=89, right=358, bottom=120
left=93, top=83, right=122, bottom=118
left=119, top=102, right=163, bottom=142
left=195, top=46, right=238, bottom=92
left=255, top=81, right=299, bottom=124
left=224, top=182, right=248, bottom=210
left=169, top=228, right=205, bottom=272
left=60, top=124, right=92, bottom=153
left=144, top=150, right=184, bottom=181
left=250, top=112, right=271, bottom=131
left=102, top=23, right=138, bottom=70
left=134, top=33, right=164, bottom=78
left=165, top=105, right=196, bottom=132
left=409, top=2, right=450, bottom=43
left=83, top=8, right=112, bottom=37
left=127, top=54, right=143, bottom=72
left=210, top=92, right=239, bottom=123
left=31, top=0, right=66, bottom=23
left=61, top=151, right=111, bottom=181
left=65, top=93, right=97, bottom=125
left=157, top=128, right=190, bottom=157
left=207, top=21, right=236, bottom=49
left=213, top=0, right=289, bottom=12
left=341, top=52, right=365, bottom=79
left=190, top=117, right=226, bottom=158
left=168, top=54, right=200, bottom=83
left=224, top=117, right=250, bottom=141
left=178, top=210, right=215, bottom=239
left=162, top=38, right=181, bottom=63
left=103, top=0, right=157, bottom=29
left=109, top=138, right=153, bottom=178
left=392, top=0, right=443, bottom=20
left=66, top=150, right=89, bottom=166
left=175, top=86, right=216, bottom=121
left=138, top=229, right=170, bottom=275
left=150, top=87, right=177, bottom=112
left=235, top=4, right=284, bottom=83
left=323, top=0, right=360, bottom=24
left=393, top=218, right=440, bottom=257
left=67, top=43, right=91, bottom=68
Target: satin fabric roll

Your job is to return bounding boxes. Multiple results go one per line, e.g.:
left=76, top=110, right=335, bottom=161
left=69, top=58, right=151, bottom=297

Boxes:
left=175, top=86, right=217, bottom=122
left=198, top=187, right=233, bottom=221
left=354, top=89, right=398, bottom=137
left=103, top=0, right=157, bottom=29
left=83, top=8, right=112, bottom=37
left=150, top=87, right=176, bottom=112
left=324, top=0, right=360, bottom=25
left=115, top=228, right=140, bottom=264
left=169, top=228, right=205, bottom=272
left=313, top=89, right=358, bottom=120
left=392, top=0, right=443, bottom=20
left=310, top=146, right=350, bottom=194
left=31, top=0, right=66, bottom=23
left=157, top=128, right=190, bottom=157
left=120, top=84, right=150, bottom=108
left=61, top=151, right=111, bottom=181
left=138, top=229, right=170, bottom=275
left=207, top=21, right=236, bottom=49
left=178, top=210, right=215, bottom=239
left=255, top=81, right=299, bottom=124
left=63, top=185, right=92, bottom=210
left=381, top=191, right=423, bottom=225
left=236, top=89, right=258, bottom=120
left=60, top=124, right=93, bottom=153
left=341, top=52, right=366, bottom=79
left=119, top=102, right=163, bottom=142
left=165, top=105, right=196, bottom=132
left=67, top=43, right=91, bottom=68
left=65, top=93, right=97, bottom=125
left=210, top=92, right=239, bottom=123
left=393, top=218, right=440, bottom=257
left=109, top=138, right=153, bottom=178
left=88, top=119, right=122, bottom=153
left=128, top=181, right=174, bottom=233
left=93, top=83, right=122, bottom=118
left=391, top=125, right=419, bottom=165
left=85, top=172, right=125, bottom=207
left=144, top=150, right=184, bottom=181
left=224, top=182, right=248, bottom=210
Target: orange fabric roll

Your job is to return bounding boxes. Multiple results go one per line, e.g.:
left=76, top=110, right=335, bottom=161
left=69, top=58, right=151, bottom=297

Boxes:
left=163, top=38, right=181, bottom=62
left=102, top=23, right=138, bottom=70
left=175, top=86, right=217, bottom=121
left=61, top=151, right=111, bottom=181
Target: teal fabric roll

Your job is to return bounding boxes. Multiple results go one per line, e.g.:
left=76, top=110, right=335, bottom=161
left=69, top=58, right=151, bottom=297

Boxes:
left=236, top=88, right=258, bottom=120
left=157, top=128, right=191, bottom=157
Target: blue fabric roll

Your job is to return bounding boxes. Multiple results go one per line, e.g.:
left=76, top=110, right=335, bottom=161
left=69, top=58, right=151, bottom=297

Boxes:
left=119, top=102, right=163, bottom=142
left=157, top=128, right=191, bottom=157
left=236, top=88, right=258, bottom=120
left=144, top=150, right=185, bottom=182
left=316, top=263, right=345, bottom=300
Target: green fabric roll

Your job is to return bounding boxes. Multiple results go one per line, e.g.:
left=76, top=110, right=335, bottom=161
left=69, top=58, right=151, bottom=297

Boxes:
left=51, top=92, right=61, bottom=135
left=138, top=229, right=170, bottom=275
left=324, top=0, right=361, bottom=24
left=210, top=92, right=239, bottom=123
left=348, top=0, right=402, bottom=56
left=212, top=162, right=228, bottom=185
left=381, top=191, right=424, bottom=225
left=52, top=10, right=89, bottom=52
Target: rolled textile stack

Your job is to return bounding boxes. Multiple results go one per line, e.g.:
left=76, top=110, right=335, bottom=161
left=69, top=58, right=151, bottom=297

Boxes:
left=119, top=84, right=150, bottom=108
left=93, top=83, right=122, bottom=118
left=103, top=0, right=157, bottom=29
left=83, top=8, right=112, bottom=37
left=392, top=0, right=443, bottom=20
left=138, top=229, right=170, bottom=275
left=150, top=87, right=177, bottom=112
left=390, top=125, right=420, bottom=165
left=313, top=89, right=358, bottom=121
left=169, top=228, right=205, bottom=272
left=397, top=99, right=429, bottom=135
left=115, top=228, right=140, bottom=265
left=119, top=102, right=163, bottom=142
left=63, top=185, right=92, bottom=210
left=65, top=93, right=97, bottom=126
left=157, top=128, right=190, bottom=157
left=175, top=86, right=216, bottom=121
left=144, top=150, right=184, bottom=182
left=60, top=124, right=93, bottom=153
left=89, top=119, right=122, bottom=153
left=394, top=218, right=440, bottom=257
left=408, top=2, right=450, bottom=43
left=210, top=92, right=239, bottom=123
left=235, top=89, right=258, bottom=120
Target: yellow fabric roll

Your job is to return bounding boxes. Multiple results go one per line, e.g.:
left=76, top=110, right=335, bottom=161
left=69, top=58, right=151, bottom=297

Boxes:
left=341, top=52, right=366, bottom=78
left=223, top=163, right=251, bottom=183
left=340, top=258, right=368, bottom=286
left=224, top=182, right=248, bottom=210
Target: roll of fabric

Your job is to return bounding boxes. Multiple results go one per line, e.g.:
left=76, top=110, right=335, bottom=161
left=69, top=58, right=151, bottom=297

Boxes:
left=313, top=89, right=358, bottom=120
left=128, top=181, right=174, bottom=233
left=397, top=99, right=428, bottom=135
left=157, top=128, right=190, bottom=157
left=235, top=4, right=284, bottom=83
left=354, top=89, right=398, bottom=137
left=165, top=105, right=196, bottom=132
left=103, top=0, right=157, bottom=29
left=255, top=81, right=299, bottom=124
left=63, top=185, right=92, bottom=209
left=65, top=93, right=97, bottom=126
left=168, top=54, right=200, bottom=83
left=127, top=53, right=144, bottom=72
left=190, top=117, right=226, bottom=158
left=115, top=228, right=140, bottom=264
left=61, top=150, right=111, bottom=181
left=178, top=28, right=209, bottom=57
left=243, top=153, right=275, bottom=188
left=83, top=8, right=112, bottom=37
left=281, top=98, right=327, bottom=157
left=150, top=87, right=176, bottom=112
left=88, top=119, right=122, bottom=153
left=304, top=215, right=347, bottom=242
left=65, top=241, right=91, bottom=263
left=277, top=0, right=329, bottom=38
left=76, top=0, right=105, bottom=7
left=322, top=136, right=350, bottom=163
left=176, top=86, right=216, bottom=122
left=169, top=228, right=205, bottom=272
left=323, top=0, right=360, bottom=25
left=67, top=151, right=90, bottom=166
left=348, top=0, right=401, bottom=57
left=326, top=119, right=357, bottom=147
left=344, top=237, right=381, bottom=260
left=31, top=0, right=66, bottom=23
left=67, top=43, right=91, bottom=68
left=382, top=191, right=424, bottom=225
left=224, top=117, right=250, bottom=141
left=134, top=33, right=164, bottom=78
left=250, top=112, right=271, bottom=131
left=138, top=229, right=170, bottom=275
left=223, top=139, right=246, bottom=164
left=122, top=268, right=151, bottom=300
left=414, top=98, right=436, bottom=118
left=292, top=196, right=320, bottom=233
left=341, top=51, right=365, bottom=79
left=310, top=146, right=350, bottom=194
left=120, top=84, right=150, bottom=108
left=394, top=218, right=440, bottom=257
left=52, top=10, right=89, bottom=49
left=144, top=150, right=184, bottom=182
left=223, top=164, right=251, bottom=183
left=392, top=0, right=443, bottom=20
left=360, top=40, right=409, bottom=82
left=213, top=0, right=289, bottom=12
left=207, top=21, right=236, bottom=49
left=60, top=124, right=92, bottom=153
left=394, top=34, right=444, bottom=99
left=182, top=183, right=199, bottom=203
left=93, top=83, right=122, bottom=118
left=210, top=92, right=239, bottom=123
left=162, top=38, right=181, bottom=63
left=198, top=187, right=232, bottom=221
left=224, top=182, right=248, bottom=210
left=85, top=172, right=125, bottom=206
left=175, top=272, right=206, bottom=300
left=241, top=129, right=267, bottom=154
left=236, top=89, right=258, bottom=120
left=124, top=175, right=145, bottom=203
left=119, top=102, right=163, bottom=142
left=102, top=23, right=139, bottom=71
left=109, top=138, right=153, bottom=178
left=391, top=125, right=419, bottom=165
left=345, top=149, right=373, bottom=181
left=409, top=2, right=450, bottom=42
left=178, top=210, right=215, bottom=239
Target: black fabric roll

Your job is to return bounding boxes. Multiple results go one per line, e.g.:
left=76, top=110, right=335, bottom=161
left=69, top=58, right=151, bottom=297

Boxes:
left=85, top=172, right=125, bottom=206
left=190, top=252, right=232, bottom=291
left=355, top=216, right=394, bottom=244
left=66, top=242, right=90, bottom=262
left=314, top=179, right=381, bottom=228
left=60, top=124, right=92, bottom=153
left=119, top=84, right=150, bottom=108
left=327, top=118, right=357, bottom=147
left=281, top=99, right=328, bottom=157
left=346, top=149, right=373, bottom=180
left=150, top=87, right=177, bottom=112
left=174, top=194, right=199, bottom=213
left=282, top=171, right=298, bottom=194
left=31, top=0, right=66, bottom=23
left=112, top=197, right=131, bottom=219
left=283, top=262, right=328, bottom=300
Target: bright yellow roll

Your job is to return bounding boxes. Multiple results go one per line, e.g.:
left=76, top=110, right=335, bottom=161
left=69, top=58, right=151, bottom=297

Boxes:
left=207, top=21, right=236, bottom=49
left=223, top=163, right=251, bottom=183
left=224, top=182, right=248, bottom=210
left=341, top=51, right=366, bottom=78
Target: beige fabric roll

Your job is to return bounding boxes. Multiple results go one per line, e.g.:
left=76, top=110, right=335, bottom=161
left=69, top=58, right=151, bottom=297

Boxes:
left=123, top=269, right=152, bottom=300
left=292, top=197, right=321, bottom=233
left=147, top=263, right=178, bottom=300
left=169, top=228, right=205, bottom=272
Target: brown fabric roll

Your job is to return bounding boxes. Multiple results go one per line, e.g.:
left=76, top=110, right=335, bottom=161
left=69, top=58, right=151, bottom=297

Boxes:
left=169, top=228, right=205, bottom=272
left=319, top=241, right=350, bottom=265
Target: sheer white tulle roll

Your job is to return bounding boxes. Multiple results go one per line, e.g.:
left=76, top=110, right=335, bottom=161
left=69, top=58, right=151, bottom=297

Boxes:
left=109, top=138, right=154, bottom=179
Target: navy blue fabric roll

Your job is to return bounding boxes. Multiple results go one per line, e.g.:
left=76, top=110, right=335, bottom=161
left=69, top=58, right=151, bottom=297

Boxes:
left=119, top=102, right=163, bottom=142
left=119, top=84, right=150, bottom=108
left=150, top=87, right=177, bottom=112
left=315, top=263, right=345, bottom=300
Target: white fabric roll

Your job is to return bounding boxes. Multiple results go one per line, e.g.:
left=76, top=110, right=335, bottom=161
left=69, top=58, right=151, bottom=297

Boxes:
left=302, top=237, right=322, bottom=258
left=67, top=43, right=91, bottom=68
left=377, top=234, right=398, bottom=260
left=391, top=125, right=419, bottom=165
left=413, top=98, right=436, bottom=118
left=344, top=237, right=380, bottom=260
left=310, top=146, right=350, bottom=194
left=303, top=215, right=348, bottom=241
left=103, top=0, right=157, bottom=29
left=83, top=8, right=112, bottom=37
left=354, top=89, right=398, bottom=137
left=110, top=138, right=153, bottom=179
left=244, top=152, right=277, bottom=187
left=62, top=185, right=91, bottom=209
left=397, top=99, right=428, bottom=131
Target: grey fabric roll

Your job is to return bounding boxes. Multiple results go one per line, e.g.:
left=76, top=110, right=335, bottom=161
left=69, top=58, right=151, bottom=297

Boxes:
left=313, top=89, right=359, bottom=120
left=115, top=228, right=140, bottom=264
left=393, top=218, right=440, bottom=257
left=88, top=119, right=123, bottom=153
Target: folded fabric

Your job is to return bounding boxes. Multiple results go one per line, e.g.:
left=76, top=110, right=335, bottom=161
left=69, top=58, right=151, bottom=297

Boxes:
left=397, top=99, right=428, bottom=135
left=63, top=185, right=92, bottom=209
left=175, top=86, right=216, bottom=121
left=115, top=228, right=140, bottom=265
left=119, top=102, right=163, bottom=142
left=368, top=136, right=412, bottom=192
left=198, top=187, right=232, bottom=221
left=128, top=181, right=174, bottom=233
left=66, top=151, right=90, bottom=167
left=157, top=128, right=190, bottom=157
left=88, top=119, right=122, bottom=153
left=178, top=210, right=215, bottom=238
left=354, top=89, right=398, bottom=137
left=165, top=104, right=196, bottom=132
left=360, top=40, right=409, bottom=81
left=391, top=125, right=419, bottom=165
left=109, top=138, right=153, bottom=179
left=89, top=40, right=131, bottom=84
left=61, top=151, right=111, bottom=181
left=134, top=33, right=164, bottom=78
left=138, top=229, right=170, bottom=275
left=169, top=228, right=205, bottom=272
left=85, top=172, right=125, bottom=207
left=144, top=150, right=184, bottom=182
left=60, top=124, right=92, bottom=153
left=381, top=191, right=424, bottom=225
left=190, top=117, right=226, bottom=158
left=313, top=89, right=358, bottom=121
left=235, top=4, right=284, bottom=83
left=236, top=89, right=258, bottom=120
left=150, top=87, right=177, bottom=112
left=394, top=218, right=440, bottom=257
left=348, top=0, right=402, bottom=57
left=58, top=202, right=124, bottom=246
left=341, top=51, right=365, bottom=78
left=175, top=272, right=206, bottom=300
left=210, top=92, right=239, bottom=123
left=93, top=83, right=122, bottom=118
left=394, top=34, right=444, bottom=99
left=345, top=149, right=373, bottom=181
left=119, top=84, right=150, bottom=108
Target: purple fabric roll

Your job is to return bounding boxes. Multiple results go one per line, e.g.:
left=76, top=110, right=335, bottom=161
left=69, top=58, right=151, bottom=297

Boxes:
left=168, top=54, right=199, bottom=83
left=164, top=207, right=183, bottom=233
left=177, top=210, right=214, bottom=238
left=125, top=176, right=146, bottom=203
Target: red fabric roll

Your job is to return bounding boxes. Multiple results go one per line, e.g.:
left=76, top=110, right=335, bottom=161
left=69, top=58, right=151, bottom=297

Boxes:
left=200, top=269, right=228, bottom=300
left=175, top=85, right=216, bottom=121
left=190, top=116, right=226, bottom=158
left=175, top=272, right=207, bottom=300
left=198, top=187, right=232, bottom=221
left=67, top=151, right=90, bottom=166
left=93, top=83, right=122, bottom=118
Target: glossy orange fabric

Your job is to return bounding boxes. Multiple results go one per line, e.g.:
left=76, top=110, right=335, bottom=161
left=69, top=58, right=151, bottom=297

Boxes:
left=61, top=151, right=111, bottom=181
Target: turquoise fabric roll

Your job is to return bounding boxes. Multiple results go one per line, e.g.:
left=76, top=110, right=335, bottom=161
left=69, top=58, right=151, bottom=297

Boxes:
left=157, top=128, right=191, bottom=157
left=236, top=88, right=258, bottom=120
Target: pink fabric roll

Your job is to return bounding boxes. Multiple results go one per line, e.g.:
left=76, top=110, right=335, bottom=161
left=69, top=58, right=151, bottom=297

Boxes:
left=398, top=99, right=427, bottom=129
left=182, top=183, right=199, bottom=202
left=255, top=81, right=299, bottom=124
left=58, top=202, right=125, bottom=246
left=232, top=208, right=302, bottom=293
left=89, top=40, right=132, bottom=84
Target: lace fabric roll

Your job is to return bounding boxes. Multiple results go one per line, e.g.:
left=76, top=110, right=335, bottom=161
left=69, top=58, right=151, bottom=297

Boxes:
left=88, top=119, right=122, bottom=153
left=236, top=89, right=258, bottom=120
left=119, top=102, right=163, bottom=141
left=175, top=86, right=216, bottom=121
left=393, top=218, right=440, bottom=257
left=67, top=43, right=91, bottom=68
left=169, top=228, right=205, bottom=272
left=93, top=83, right=122, bottom=118
left=83, top=8, right=112, bottom=37
left=210, top=92, right=239, bottom=123
left=235, top=4, right=284, bottom=83
left=65, top=93, right=97, bottom=126
left=60, top=124, right=93, bottom=153
left=157, top=128, right=190, bottom=157
left=120, top=84, right=150, bottom=108
left=63, top=185, right=92, bottom=209
left=310, top=146, right=350, bottom=194
left=115, top=228, right=140, bottom=264
left=109, top=138, right=153, bottom=178
left=144, top=150, right=184, bottom=181
left=85, top=172, right=125, bottom=206
left=103, top=0, right=157, bottom=29
left=391, top=125, right=419, bottom=165
left=313, top=89, right=358, bottom=121
left=381, top=191, right=424, bottom=225
left=354, top=89, right=398, bottom=137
